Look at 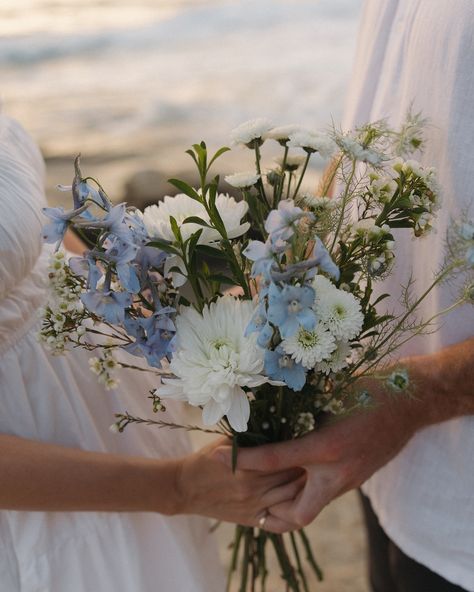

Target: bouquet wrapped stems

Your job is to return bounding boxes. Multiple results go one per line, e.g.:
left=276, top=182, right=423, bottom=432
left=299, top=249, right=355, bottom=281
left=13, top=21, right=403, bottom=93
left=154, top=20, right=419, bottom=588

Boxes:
left=227, top=526, right=322, bottom=592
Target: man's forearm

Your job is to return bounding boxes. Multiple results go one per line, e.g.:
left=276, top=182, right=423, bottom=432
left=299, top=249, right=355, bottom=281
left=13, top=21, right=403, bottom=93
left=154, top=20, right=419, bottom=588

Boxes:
left=406, top=337, right=474, bottom=426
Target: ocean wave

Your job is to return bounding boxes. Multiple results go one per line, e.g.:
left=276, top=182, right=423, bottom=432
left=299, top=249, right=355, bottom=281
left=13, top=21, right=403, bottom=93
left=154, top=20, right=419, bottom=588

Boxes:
left=0, top=0, right=362, bottom=66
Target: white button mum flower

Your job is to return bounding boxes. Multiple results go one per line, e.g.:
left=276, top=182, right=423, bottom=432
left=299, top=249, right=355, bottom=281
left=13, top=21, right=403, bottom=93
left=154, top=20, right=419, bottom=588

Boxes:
left=288, top=131, right=336, bottom=158
left=225, top=172, right=261, bottom=189
left=158, top=296, right=270, bottom=432
left=230, top=118, right=274, bottom=147
left=315, top=287, right=364, bottom=340
left=281, top=324, right=336, bottom=369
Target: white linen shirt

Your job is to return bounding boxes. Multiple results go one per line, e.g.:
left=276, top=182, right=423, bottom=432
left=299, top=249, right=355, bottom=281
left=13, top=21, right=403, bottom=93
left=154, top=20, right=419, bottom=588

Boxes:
left=343, top=1, right=474, bottom=589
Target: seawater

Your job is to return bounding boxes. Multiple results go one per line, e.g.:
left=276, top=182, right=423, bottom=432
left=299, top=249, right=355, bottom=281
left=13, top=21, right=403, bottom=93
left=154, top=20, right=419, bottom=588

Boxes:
left=0, top=0, right=363, bottom=178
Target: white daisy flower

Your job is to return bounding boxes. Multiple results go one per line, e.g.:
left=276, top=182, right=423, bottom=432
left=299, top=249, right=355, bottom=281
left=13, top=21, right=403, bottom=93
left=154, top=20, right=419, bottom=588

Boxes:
left=225, top=172, right=261, bottom=189
left=158, top=296, right=270, bottom=432
left=288, top=131, right=336, bottom=158
left=315, top=288, right=364, bottom=339
left=317, top=339, right=352, bottom=374
left=281, top=324, right=336, bottom=369
left=230, top=118, right=274, bottom=147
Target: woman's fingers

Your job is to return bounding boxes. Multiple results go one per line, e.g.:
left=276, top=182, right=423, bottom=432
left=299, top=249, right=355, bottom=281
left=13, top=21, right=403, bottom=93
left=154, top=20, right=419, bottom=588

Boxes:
left=255, top=467, right=305, bottom=490
left=261, top=514, right=300, bottom=534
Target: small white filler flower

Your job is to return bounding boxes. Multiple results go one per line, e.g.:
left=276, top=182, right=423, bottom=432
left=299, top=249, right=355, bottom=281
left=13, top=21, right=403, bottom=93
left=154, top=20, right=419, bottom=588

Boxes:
left=158, top=296, right=270, bottom=432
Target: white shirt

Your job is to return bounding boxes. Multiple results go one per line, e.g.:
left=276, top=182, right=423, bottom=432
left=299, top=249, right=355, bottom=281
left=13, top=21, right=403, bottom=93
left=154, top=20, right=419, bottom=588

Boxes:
left=344, top=1, right=474, bottom=589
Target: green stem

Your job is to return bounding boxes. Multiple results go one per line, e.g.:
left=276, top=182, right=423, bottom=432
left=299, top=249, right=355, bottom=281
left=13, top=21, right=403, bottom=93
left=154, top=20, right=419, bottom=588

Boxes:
left=298, top=530, right=323, bottom=581
left=292, top=153, right=312, bottom=201
left=290, top=532, right=309, bottom=592
left=227, top=526, right=244, bottom=592
left=275, top=146, right=289, bottom=207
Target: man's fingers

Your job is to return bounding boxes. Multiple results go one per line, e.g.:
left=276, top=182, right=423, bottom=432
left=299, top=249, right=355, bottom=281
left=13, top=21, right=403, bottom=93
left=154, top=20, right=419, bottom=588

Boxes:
left=236, top=432, right=318, bottom=472
left=258, top=467, right=305, bottom=489
left=262, top=475, right=306, bottom=507
left=269, top=468, right=334, bottom=527
left=261, top=514, right=300, bottom=534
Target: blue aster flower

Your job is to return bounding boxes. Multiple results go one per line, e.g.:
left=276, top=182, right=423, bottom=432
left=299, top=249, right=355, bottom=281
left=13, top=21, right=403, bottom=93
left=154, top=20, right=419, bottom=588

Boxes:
left=81, top=290, right=132, bottom=324
left=264, top=345, right=306, bottom=391
left=267, top=283, right=316, bottom=339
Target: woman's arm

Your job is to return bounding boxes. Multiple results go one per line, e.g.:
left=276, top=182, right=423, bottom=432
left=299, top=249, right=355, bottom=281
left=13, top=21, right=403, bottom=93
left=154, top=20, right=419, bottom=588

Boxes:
left=0, top=434, right=304, bottom=531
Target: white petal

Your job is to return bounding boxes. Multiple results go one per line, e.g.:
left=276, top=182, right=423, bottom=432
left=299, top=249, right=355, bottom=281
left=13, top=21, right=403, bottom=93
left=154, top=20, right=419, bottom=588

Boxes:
left=164, top=255, right=188, bottom=287
left=226, top=389, right=250, bottom=432
left=202, top=398, right=226, bottom=426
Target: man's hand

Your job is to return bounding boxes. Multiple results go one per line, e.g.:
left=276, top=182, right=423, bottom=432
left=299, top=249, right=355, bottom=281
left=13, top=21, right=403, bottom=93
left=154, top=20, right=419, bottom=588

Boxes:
left=225, top=338, right=474, bottom=529
left=233, top=389, right=422, bottom=528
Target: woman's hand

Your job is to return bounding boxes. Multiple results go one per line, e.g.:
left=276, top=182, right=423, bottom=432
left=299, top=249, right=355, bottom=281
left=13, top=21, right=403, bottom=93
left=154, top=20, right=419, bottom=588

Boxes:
left=173, top=439, right=306, bottom=533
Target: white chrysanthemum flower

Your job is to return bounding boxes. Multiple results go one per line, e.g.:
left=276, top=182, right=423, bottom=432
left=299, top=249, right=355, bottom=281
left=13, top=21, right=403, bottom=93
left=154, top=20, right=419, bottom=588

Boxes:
left=225, top=172, right=261, bottom=189
left=315, top=288, right=364, bottom=339
left=316, top=339, right=352, bottom=374
left=230, top=118, right=274, bottom=147
left=142, top=194, right=249, bottom=286
left=142, top=193, right=249, bottom=243
left=281, top=324, right=336, bottom=369
left=264, top=124, right=304, bottom=143
left=288, top=131, right=336, bottom=158
left=158, top=296, right=270, bottom=432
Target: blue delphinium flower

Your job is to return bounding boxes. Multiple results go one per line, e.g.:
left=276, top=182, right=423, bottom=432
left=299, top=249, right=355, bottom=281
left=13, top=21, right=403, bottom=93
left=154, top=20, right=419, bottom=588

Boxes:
left=243, top=236, right=287, bottom=278
left=97, top=239, right=140, bottom=293
left=267, top=283, right=316, bottom=339
left=312, top=237, right=340, bottom=280
left=76, top=204, right=130, bottom=242
left=264, top=345, right=306, bottom=391
left=265, top=199, right=313, bottom=241
left=42, top=204, right=89, bottom=246
left=135, top=246, right=167, bottom=283
left=81, top=290, right=132, bottom=324
left=69, top=255, right=102, bottom=290
left=245, top=300, right=274, bottom=348
left=124, top=308, right=176, bottom=368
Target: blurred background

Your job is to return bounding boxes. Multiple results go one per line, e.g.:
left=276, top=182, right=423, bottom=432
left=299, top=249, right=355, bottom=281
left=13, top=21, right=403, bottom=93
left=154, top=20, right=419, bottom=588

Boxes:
left=1, top=1, right=369, bottom=589
left=1, top=0, right=363, bottom=206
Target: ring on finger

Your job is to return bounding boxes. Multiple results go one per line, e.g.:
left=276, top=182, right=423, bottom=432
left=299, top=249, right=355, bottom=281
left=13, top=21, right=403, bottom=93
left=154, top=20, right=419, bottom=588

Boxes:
left=258, top=510, right=268, bottom=528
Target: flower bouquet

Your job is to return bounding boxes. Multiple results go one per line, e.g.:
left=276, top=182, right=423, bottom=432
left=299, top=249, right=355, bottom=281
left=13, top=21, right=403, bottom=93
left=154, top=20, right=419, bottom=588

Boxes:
left=40, top=114, right=473, bottom=591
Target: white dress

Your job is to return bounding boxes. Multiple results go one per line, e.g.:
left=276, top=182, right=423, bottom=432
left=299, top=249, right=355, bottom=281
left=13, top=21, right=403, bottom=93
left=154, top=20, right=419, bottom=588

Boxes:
left=344, top=1, right=474, bottom=589
left=0, top=114, right=225, bottom=592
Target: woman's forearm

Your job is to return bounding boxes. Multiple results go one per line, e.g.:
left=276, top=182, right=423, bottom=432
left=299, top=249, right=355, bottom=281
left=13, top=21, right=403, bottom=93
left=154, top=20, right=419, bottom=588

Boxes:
left=0, top=435, right=180, bottom=514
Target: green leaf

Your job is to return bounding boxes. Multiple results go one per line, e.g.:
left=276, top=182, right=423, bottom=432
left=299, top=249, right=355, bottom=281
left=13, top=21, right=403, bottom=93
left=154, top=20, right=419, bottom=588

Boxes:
left=146, top=240, right=180, bottom=256
left=187, top=228, right=203, bottom=260
left=185, top=149, right=199, bottom=168
left=195, top=244, right=227, bottom=259
left=169, top=216, right=183, bottom=244
left=208, top=146, right=231, bottom=169
left=207, top=273, right=234, bottom=285
left=182, top=216, right=213, bottom=228
left=168, top=179, right=201, bottom=201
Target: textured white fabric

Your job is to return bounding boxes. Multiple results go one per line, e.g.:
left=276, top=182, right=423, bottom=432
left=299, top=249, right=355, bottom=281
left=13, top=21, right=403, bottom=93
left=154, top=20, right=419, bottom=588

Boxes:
left=344, top=1, right=474, bottom=589
left=0, top=114, right=225, bottom=592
